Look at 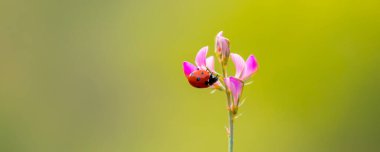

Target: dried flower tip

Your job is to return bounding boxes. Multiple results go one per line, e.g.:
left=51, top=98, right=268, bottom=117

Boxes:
left=225, top=126, right=230, bottom=135
left=234, top=113, right=243, bottom=120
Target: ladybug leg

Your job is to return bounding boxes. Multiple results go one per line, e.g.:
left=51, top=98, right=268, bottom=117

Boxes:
left=205, top=67, right=223, bottom=78
left=205, top=67, right=216, bottom=76
left=205, top=67, right=212, bottom=73
left=213, top=72, right=223, bottom=79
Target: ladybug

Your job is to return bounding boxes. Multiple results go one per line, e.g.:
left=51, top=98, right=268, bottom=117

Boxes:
left=187, top=68, right=218, bottom=88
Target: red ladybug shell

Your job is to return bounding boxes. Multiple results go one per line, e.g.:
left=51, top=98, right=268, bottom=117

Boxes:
left=187, top=70, right=211, bottom=88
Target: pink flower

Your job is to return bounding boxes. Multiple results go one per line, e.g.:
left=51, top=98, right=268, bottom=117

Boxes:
left=230, top=53, right=258, bottom=82
left=215, top=31, right=230, bottom=65
left=183, top=46, right=221, bottom=89
left=224, top=77, right=244, bottom=112
left=183, top=46, right=214, bottom=76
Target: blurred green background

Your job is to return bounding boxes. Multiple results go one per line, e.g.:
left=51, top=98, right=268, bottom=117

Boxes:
left=1, top=0, right=380, bottom=152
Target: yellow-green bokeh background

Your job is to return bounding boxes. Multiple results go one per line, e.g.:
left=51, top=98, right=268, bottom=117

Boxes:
left=1, top=0, right=380, bottom=151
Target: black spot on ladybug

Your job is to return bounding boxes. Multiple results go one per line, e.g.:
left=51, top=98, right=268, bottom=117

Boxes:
left=201, top=71, right=204, bottom=75
left=196, top=77, right=201, bottom=81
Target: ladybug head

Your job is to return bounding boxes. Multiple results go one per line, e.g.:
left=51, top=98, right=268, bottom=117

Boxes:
left=207, top=72, right=218, bottom=86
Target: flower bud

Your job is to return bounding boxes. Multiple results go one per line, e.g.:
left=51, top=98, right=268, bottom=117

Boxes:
left=215, top=31, right=230, bottom=66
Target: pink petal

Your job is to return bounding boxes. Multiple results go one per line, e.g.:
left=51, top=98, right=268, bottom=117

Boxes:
left=217, top=31, right=223, bottom=37
left=217, top=32, right=230, bottom=54
left=224, top=77, right=231, bottom=91
left=215, top=31, right=223, bottom=53
left=195, top=46, right=208, bottom=68
left=241, top=55, right=258, bottom=81
left=224, top=77, right=244, bottom=106
left=183, top=61, right=197, bottom=77
left=229, top=77, right=244, bottom=106
left=230, top=53, right=246, bottom=78
left=216, top=32, right=224, bottom=45
left=206, top=56, right=215, bottom=72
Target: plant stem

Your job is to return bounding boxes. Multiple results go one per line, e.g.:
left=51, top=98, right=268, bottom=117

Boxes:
left=222, top=66, right=234, bottom=152
left=228, top=108, right=234, bottom=152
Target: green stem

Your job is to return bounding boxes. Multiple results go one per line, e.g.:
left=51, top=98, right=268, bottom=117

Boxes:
left=228, top=108, right=234, bottom=152
left=222, top=65, right=234, bottom=152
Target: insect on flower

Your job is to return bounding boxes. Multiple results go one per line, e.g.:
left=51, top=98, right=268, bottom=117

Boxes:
left=182, top=31, right=259, bottom=152
left=187, top=67, right=219, bottom=88
left=183, top=46, right=223, bottom=89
